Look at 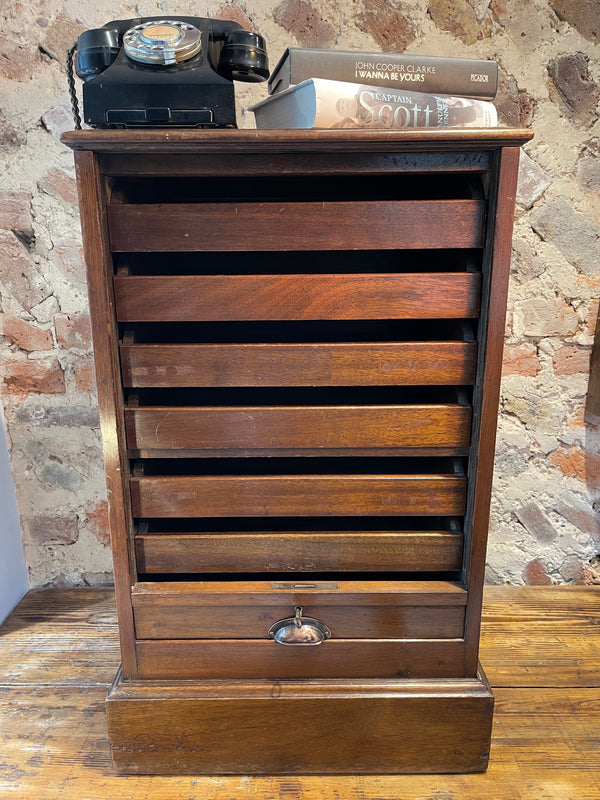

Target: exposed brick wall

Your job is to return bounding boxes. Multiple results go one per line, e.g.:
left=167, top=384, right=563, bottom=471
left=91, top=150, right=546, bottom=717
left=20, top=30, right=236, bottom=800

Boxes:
left=1, top=0, right=599, bottom=586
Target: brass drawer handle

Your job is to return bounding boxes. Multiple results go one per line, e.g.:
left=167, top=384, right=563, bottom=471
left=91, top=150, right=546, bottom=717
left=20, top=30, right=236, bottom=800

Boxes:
left=268, top=606, right=331, bottom=646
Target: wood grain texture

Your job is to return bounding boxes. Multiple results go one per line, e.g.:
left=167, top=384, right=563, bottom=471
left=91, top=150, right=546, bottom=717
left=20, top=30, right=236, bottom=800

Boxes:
left=72, top=151, right=138, bottom=677
left=61, top=127, right=534, bottom=153
left=98, top=150, right=492, bottom=177
left=3, top=585, right=600, bottom=793
left=134, top=638, right=466, bottom=679
left=462, top=146, right=522, bottom=675
left=134, top=529, right=464, bottom=573
left=132, top=578, right=466, bottom=639
left=114, top=273, right=481, bottom=321
left=130, top=473, right=467, bottom=517
left=125, top=404, right=472, bottom=451
left=121, top=341, right=478, bottom=387
left=106, top=671, right=492, bottom=774
left=108, top=200, right=484, bottom=252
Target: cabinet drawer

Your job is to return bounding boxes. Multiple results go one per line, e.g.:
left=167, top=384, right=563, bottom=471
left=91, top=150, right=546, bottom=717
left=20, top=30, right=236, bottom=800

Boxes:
left=114, top=273, right=481, bottom=322
left=132, top=580, right=466, bottom=640
left=130, top=472, right=467, bottom=518
left=108, top=199, right=485, bottom=252
left=135, top=639, right=465, bottom=680
left=121, top=341, right=477, bottom=388
left=125, top=404, right=472, bottom=453
left=132, top=580, right=466, bottom=679
left=135, top=529, right=465, bottom=574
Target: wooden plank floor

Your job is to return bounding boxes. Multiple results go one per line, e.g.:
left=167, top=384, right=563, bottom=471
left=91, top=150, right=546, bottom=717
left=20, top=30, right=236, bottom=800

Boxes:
left=1, top=586, right=599, bottom=799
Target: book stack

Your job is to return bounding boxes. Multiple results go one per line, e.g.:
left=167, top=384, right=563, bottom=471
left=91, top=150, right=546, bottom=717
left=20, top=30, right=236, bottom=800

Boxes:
left=251, top=47, right=499, bottom=130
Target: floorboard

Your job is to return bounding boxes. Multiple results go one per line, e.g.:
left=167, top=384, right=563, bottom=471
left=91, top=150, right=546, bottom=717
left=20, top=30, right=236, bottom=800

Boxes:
left=1, top=586, right=599, bottom=798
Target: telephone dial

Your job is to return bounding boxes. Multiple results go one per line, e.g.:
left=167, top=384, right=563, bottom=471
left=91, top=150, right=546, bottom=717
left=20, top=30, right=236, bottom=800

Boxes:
left=67, top=17, right=269, bottom=129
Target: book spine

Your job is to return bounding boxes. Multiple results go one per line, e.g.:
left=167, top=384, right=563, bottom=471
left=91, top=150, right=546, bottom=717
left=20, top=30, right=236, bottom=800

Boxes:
left=313, top=81, right=498, bottom=130
left=270, top=50, right=498, bottom=100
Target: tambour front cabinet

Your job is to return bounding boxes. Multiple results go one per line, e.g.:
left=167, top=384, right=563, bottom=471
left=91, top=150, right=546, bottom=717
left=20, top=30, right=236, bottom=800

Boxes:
left=62, top=127, right=532, bottom=774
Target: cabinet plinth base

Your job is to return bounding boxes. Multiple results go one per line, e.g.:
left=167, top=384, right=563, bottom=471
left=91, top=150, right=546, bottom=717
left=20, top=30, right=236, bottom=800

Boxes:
left=106, top=666, right=494, bottom=774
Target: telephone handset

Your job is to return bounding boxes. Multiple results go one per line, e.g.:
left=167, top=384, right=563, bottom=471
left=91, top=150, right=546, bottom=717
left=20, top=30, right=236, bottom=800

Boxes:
left=67, top=17, right=269, bottom=129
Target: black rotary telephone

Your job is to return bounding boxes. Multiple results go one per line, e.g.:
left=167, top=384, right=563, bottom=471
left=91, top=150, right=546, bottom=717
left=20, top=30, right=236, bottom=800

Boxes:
left=67, top=17, right=269, bottom=129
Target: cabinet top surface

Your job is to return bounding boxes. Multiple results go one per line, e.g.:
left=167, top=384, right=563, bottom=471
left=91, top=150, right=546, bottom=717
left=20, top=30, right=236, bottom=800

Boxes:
left=61, top=127, right=533, bottom=153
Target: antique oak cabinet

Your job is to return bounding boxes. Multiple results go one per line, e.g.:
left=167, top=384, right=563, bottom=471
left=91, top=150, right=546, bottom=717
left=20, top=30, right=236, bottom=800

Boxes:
left=62, top=128, right=532, bottom=774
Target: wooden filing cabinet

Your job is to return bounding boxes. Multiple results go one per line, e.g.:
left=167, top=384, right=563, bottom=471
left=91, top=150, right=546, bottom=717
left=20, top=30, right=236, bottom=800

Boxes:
left=62, top=127, right=532, bottom=774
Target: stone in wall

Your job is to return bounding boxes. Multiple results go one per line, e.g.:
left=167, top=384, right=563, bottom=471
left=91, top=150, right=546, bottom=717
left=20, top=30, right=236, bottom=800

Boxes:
left=25, top=514, right=79, bottom=545
left=215, top=2, right=257, bottom=31
left=524, top=558, right=554, bottom=585
left=577, top=139, right=600, bottom=196
left=495, top=71, right=537, bottom=128
left=273, top=0, right=337, bottom=49
left=530, top=197, right=600, bottom=275
left=358, top=0, right=415, bottom=51
left=39, top=13, right=84, bottom=65
left=490, top=0, right=558, bottom=49
left=0, top=113, right=26, bottom=148
left=2, top=358, right=65, bottom=399
left=550, top=0, right=600, bottom=43
left=516, top=152, right=551, bottom=209
left=428, top=0, right=490, bottom=45
left=0, top=232, right=51, bottom=312
left=547, top=52, right=600, bottom=128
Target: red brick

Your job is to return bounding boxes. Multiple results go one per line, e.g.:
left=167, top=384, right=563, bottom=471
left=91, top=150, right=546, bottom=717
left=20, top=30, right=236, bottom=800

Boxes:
left=552, top=344, right=591, bottom=375
left=502, top=342, right=540, bottom=376
left=40, top=14, right=84, bottom=65
left=0, top=231, right=51, bottom=311
left=274, top=0, right=336, bottom=49
left=0, top=36, right=41, bottom=81
left=585, top=299, right=599, bottom=336
left=516, top=297, right=578, bottom=337
left=0, top=315, right=53, bottom=352
left=524, top=558, right=553, bottom=585
left=0, top=113, right=26, bottom=147
left=555, top=495, right=600, bottom=540
left=54, top=239, right=86, bottom=291
left=548, top=444, right=600, bottom=486
left=495, top=72, right=537, bottom=127
left=26, top=513, right=79, bottom=544
left=55, top=313, right=92, bottom=350
left=359, top=0, right=416, bottom=51
left=38, top=168, right=79, bottom=206
left=215, top=2, right=256, bottom=30
left=550, top=0, right=599, bottom=44
left=516, top=502, right=557, bottom=542
left=573, top=562, right=600, bottom=585
left=73, top=355, right=97, bottom=394
left=85, top=500, right=110, bottom=547
left=428, top=0, right=490, bottom=44
left=2, top=358, right=65, bottom=398
left=0, top=191, right=33, bottom=232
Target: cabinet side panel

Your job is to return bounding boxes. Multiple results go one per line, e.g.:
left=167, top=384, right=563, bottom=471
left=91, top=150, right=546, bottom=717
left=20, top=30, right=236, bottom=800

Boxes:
left=463, top=146, right=522, bottom=675
left=73, top=151, right=137, bottom=677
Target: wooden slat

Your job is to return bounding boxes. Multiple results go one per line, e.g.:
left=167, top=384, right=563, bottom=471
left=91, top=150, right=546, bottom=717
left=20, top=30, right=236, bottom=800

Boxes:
left=130, top=474, right=467, bottom=518
left=114, top=273, right=481, bottom=321
left=134, top=639, right=465, bottom=679
left=135, top=530, right=464, bottom=573
left=3, top=586, right=600, bottom=794
left=125, top=404, right=472, bottom=451
left=132, top=578, right=466, bottom=639
left=98, top=150, right=492, bottom=176
left=60, top=126, right=535, bottom=153
left=131, top=579, right=467, bottom=604
left=121, top=341, right=478, bottom=388
left=108, top=200, right=484, bottom=252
